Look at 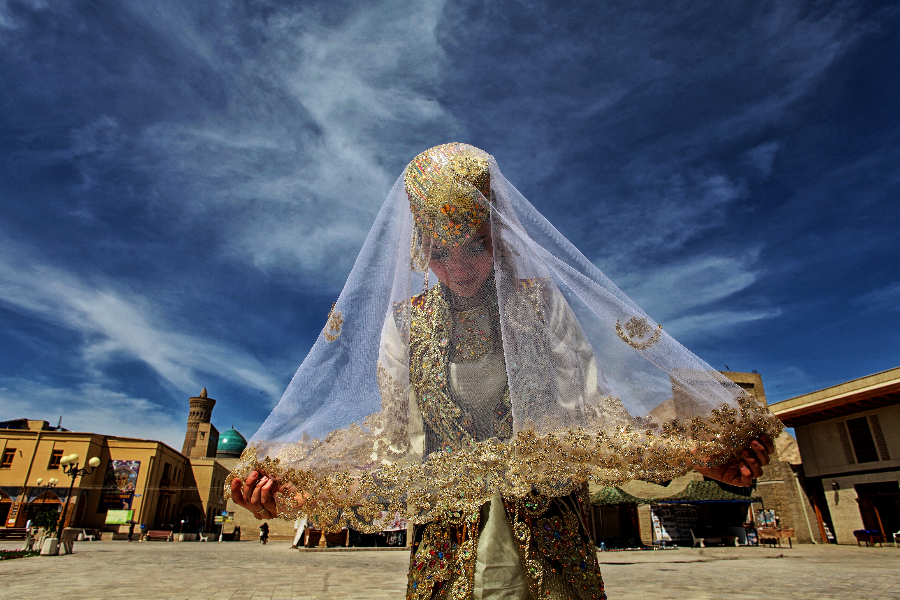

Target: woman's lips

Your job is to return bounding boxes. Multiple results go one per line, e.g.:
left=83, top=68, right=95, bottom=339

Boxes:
left=455, top=276, right=478, bottom=287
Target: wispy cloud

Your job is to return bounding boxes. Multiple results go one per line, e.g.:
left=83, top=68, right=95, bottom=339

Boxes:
left=0, top=236, right=282, bottom=398
left=611, top=251, right=779, bottom=340
left=124, top=0, right=456, bottom=285
left=854, top=282, right=900, bottom=312
left=0, top=378, right=185, bottom=449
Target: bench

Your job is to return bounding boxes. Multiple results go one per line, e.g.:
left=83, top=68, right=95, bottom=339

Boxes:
left=60, top=528, right=97, bottom=542
left=758, top=527, right=795, bottom=548
left=0, top=528, right=27, bottom=540
left=144, top=530, right=173, bottom=542
left=691, top=529, right=739, bottom=548
left=852, top=529, right=883, bottom=548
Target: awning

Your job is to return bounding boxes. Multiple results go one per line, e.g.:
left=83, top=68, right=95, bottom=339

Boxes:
left=591, top=481, right=761, bottom=505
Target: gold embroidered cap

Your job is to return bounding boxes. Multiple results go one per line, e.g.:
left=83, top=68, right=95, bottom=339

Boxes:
left=404, top=143, right=493, bottom=247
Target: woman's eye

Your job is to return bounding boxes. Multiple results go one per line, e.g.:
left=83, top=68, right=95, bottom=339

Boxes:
left=431, top=250, right=449, bottom=261
left=467, top=242, right=486, bottom=255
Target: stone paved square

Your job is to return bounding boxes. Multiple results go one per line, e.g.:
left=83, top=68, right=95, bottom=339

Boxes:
left=1, top=541, right=898, bottom=599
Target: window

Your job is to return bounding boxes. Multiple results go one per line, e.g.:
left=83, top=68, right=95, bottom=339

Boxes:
left=846, top=417, right=880, bottom=463
left=162, top=462, right=171, bottom=481
left=1, top=448, right=15, bottom=468
left=48, top=449, right=63, bottom=469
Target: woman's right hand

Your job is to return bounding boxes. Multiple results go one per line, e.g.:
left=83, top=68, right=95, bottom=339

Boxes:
left=231, top=469, right=358, bottom=519
left=231, top=470, right=296, bottom=519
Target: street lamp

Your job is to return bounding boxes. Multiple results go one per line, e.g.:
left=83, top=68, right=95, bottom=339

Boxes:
left=33, top=477, right=60, bottom=493
left=26, top=478, right=59, bottom=551
left=31, top=477, right=59, bottom=522
left=54, top=454, right=101, bottom=539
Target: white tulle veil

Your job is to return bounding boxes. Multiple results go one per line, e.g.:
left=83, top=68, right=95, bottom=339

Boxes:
left=225, top=143, right=782, bottom=532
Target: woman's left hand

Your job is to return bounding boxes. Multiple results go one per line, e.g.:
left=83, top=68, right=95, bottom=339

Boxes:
left=694, top=434, right=775, bottom=487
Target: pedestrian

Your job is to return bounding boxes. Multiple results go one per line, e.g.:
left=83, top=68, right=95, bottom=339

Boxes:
left=259, top=522, right=268, bottom=545
left=127, top=520, right=136, bottom=542
left=24, top=519, right=34, bottom=551
left=291, top=516, right=307, bottom=549
left=230, top=143, right=780, bottom=598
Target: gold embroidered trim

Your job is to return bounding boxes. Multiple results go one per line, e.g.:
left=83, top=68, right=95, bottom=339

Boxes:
left=324, top=302, right=343, bottom=342
left=506, top=492, right=605, bottom=599
left=410, top=285, right=477, bottom=452
left=615, top=316, right=661, bottom=350
left=406, top=511, right=480, bottom=600
left=224, top=394, right=783, bottom=534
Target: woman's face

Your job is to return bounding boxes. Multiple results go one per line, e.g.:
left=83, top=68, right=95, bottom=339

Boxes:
left=428, top=222, right=494, bottom=298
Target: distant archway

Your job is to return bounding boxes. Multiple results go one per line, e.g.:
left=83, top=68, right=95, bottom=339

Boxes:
left=179, top=503, right=204, bottom=533
left=26, top=490, right=62, bottom=527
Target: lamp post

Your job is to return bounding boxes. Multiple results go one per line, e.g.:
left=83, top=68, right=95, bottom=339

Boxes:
left=31, top=476, right=58, bottom=526
left=32, top=477, right=60, bottom=502
left=53, top=454, right=101, bottom=540
left=26, top=478, right=58, bottom=551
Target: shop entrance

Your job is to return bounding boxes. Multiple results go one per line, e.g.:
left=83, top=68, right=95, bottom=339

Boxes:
left=855, top=481, right=900, bottom=537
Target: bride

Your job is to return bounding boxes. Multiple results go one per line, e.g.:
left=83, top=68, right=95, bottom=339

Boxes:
left=229, top=143, right=779, bottom=599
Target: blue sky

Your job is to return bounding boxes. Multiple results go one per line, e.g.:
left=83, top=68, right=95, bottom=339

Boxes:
left=1, top=0, right=898, bottom=450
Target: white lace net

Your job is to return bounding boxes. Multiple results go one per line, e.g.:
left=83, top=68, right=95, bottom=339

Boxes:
left=225, top=145, right=782, bottom=532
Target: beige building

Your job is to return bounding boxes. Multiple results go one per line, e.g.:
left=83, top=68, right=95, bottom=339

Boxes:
left=770, top=366, right=900, bottom=545
left=1, top=391, right=230, bottom=537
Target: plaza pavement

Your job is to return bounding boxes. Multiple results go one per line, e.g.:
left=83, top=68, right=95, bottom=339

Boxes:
left=0, top=540, right=898, bottom=600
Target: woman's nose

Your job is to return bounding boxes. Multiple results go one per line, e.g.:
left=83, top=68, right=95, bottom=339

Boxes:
left=444, top=250, right=469, bottom=274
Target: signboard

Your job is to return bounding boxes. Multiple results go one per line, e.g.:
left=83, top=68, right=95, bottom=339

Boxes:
left=756, top=509, right=776, bottom=527
left=6, top=502, right=21, bottom=527
left=99, top=460, right=141, bottom=511
left=105, top=510, right=134, bottom=524
left=651, top=504, right=698, bottom=542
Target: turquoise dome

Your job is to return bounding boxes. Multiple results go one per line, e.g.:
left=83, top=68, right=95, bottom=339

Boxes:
left=216, top=427, right=248, bottom=458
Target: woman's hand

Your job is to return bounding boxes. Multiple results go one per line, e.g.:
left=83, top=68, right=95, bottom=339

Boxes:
left=230, top=470, right=360, bottom=519
left=230, top=470, right=289, bottom=519
left=694, top=435, right=774, bottom=487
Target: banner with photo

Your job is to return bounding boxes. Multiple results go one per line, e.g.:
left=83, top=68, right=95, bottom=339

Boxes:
left=99, top=460, right=140, bottom=511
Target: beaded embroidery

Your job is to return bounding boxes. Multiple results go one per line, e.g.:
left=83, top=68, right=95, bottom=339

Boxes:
left=615, top=316, right=661, bottom=350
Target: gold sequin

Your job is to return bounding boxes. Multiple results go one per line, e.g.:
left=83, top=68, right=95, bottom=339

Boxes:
left=451, top=306, right=493, bottom=362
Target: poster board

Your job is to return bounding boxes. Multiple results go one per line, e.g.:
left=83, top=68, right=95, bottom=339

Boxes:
left=651, top=504, right=698, bottom=542
left=105, top=509, right=134, bottom=524
left=99, top=460, right=141, bottom=511
left=756, top=509, right=776, bottom=527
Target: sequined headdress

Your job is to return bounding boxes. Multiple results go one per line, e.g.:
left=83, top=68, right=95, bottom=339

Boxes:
left=404, top=143, right=492, bottom=261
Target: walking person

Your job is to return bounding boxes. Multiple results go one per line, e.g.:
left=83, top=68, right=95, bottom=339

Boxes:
left=291, top=516, right=307, bottom=549
left=259, top=522, right=268, bottom=545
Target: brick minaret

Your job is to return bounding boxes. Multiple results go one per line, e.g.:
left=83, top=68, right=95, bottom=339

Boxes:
left=182, top=388, right=216, bottom=456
